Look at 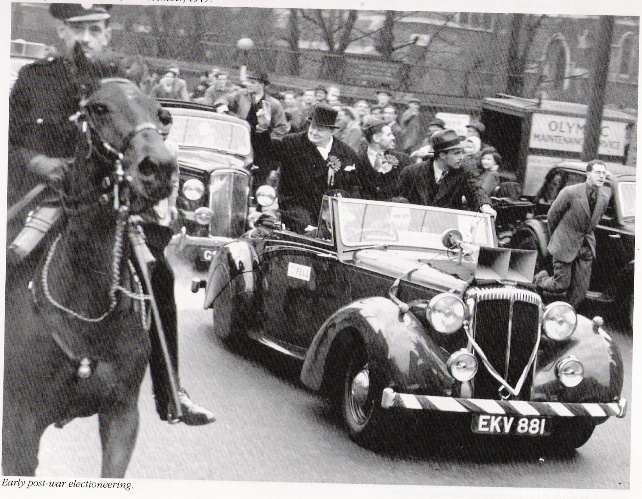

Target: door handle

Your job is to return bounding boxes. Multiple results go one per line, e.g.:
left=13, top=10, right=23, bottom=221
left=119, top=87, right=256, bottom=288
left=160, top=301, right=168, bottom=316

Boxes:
left=609, top=234, right=621, bottom=239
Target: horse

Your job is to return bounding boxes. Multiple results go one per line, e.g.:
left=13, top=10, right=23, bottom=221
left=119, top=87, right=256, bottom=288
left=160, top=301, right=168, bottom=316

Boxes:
left=3, top=78, right=177, bottom=477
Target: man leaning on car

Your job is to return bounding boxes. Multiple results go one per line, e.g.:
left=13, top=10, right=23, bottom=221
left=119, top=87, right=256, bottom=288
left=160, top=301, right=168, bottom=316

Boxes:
left=397, top=129, right=496, bottom=217
left=535, top=160, right=611, bottom=308
left=253, top=103, right=362, bottom=232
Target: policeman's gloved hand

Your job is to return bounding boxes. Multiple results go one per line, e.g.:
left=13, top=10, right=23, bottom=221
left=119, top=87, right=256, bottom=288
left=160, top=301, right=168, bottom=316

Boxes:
left=29, top=155, right=71, bottom=185
left=255, top=210, right=281, bottom=230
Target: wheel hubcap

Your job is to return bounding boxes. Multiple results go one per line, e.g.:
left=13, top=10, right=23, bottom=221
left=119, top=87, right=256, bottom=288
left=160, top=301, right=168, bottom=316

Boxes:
left=349, top=368, right=370, bottom=424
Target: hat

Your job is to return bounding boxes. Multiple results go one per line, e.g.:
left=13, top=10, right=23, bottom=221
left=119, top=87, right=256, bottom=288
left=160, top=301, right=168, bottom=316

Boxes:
left=376, top=87, right=392, bottom=96
left=167, top=66, right=180, bottom=76
left=467, top=120, right=486, bottom=134
left=50, top=4, right=112, bottom=23
left=307, top=104, right=339, bottom=129
left=428, top=118, right=446, bottom=129
left=314, top=85, right=328, bottom=94
left=362, top=117, right=387, bottom=141
left=406, top=94, right=421, bottom=105
left=246, top=70, right=270, bottom=85
left=430, top=129, right=464, bottom=153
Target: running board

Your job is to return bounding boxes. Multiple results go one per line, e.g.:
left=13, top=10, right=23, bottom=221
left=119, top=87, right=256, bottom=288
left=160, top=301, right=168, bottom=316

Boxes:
left=246, top=331, right=307, bottom=360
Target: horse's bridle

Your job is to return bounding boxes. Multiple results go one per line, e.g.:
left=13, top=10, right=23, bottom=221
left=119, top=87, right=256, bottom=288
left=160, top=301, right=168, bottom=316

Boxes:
left=68, top=77, right=159, bottom=212
left=41, top=78, right=163, bottom=325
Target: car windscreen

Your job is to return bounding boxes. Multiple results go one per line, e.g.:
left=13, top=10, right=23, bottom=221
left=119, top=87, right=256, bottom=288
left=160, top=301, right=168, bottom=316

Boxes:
left=168, top=115, right=251, bottom=156
left=336, top=199, right=495, bottom=249
left=617, top=181, right=636, bottom=219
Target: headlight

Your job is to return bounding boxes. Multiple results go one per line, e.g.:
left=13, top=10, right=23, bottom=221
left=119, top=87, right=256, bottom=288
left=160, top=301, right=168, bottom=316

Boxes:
left=255, top=185, right=277, bottom=207
left=183, top=179, right=205, bottom=201
left=426, top=293, right=466, bottom=334
left=556, top=356, right=584, bottom=387
left=447, top=349, right=478, bottom=381
left=194, top=207, right=213, bottom=225
left=542, top=301, right=577, bottom=340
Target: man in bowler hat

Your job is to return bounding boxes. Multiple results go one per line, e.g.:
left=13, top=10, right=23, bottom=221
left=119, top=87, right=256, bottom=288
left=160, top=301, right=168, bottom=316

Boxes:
left=254, top=103, right=361, bottom=232
left=534, top=160, right=611, bottom=308
left=398, top=129, right=496, bottom=216
left=8, top=3, right=214, bottom=426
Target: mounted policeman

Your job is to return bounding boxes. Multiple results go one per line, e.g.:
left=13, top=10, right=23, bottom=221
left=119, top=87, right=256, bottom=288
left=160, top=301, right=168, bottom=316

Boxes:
left=7, top=3, right=215, bottom=427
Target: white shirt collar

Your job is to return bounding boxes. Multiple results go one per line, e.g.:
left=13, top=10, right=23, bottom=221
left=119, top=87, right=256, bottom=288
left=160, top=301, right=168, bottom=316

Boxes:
left=434, top=160, right=449, bottom=183
left=316, top=137, right=333, bottom=160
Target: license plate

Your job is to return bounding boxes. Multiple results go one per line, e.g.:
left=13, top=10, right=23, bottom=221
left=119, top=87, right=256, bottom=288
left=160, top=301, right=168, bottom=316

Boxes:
left=198, top=248, right=215, bottom=262
left=472, top=414, right=551, bottom=436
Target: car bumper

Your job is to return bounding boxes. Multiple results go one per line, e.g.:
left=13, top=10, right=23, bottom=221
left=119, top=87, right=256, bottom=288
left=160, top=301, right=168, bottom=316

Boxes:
left=381, top=388, right=627, bottom=419
left=177, top=226, right=234, bottom=252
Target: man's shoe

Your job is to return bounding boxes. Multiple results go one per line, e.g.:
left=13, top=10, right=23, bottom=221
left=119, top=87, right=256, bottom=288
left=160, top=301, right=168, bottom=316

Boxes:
left=177, top=388, right=216, bottom=426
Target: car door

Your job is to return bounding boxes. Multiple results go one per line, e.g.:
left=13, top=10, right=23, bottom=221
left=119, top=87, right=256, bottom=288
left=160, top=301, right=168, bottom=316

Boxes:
left=592, top=186, right=629, bottom=297
left=258, top=239, right=351, bottom=353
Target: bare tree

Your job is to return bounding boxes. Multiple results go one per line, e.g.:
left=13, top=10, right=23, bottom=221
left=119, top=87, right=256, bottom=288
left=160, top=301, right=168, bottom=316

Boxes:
left=506, top=14, right=546, bottom=96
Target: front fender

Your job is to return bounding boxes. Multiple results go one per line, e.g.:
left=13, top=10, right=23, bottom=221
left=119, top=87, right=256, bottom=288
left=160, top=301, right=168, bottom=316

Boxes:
left=514, top=219, right=550, bottom=259
left=532, top=315, right=624, bottom=404
left=301, top=296, right=455, bottom=396
left=203, top=240, right=259, bottom=310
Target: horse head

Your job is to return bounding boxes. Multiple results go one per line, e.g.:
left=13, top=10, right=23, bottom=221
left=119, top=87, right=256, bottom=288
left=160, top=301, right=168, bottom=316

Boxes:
left=69, top=78, right=176, bottom=215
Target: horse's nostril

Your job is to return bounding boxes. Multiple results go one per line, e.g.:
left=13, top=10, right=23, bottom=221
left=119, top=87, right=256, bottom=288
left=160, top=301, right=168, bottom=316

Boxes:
left=138, top=156, right=156, bottom=177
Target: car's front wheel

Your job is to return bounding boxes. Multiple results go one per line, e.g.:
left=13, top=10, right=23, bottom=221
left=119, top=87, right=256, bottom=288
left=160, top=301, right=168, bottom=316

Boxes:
left=341, top=350, right=385, bottom=447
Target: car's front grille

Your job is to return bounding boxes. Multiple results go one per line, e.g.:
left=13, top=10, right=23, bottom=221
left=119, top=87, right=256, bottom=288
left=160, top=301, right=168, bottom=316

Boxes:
left=207, top=170, right=250, bottom=238
left=467, top=287, right=541, bottom=400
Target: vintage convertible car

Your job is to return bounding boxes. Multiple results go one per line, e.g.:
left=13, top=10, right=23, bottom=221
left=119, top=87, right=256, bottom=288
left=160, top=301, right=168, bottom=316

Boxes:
left=192, top=196, right=626, bottom=451
left=509, top=162, right=636, bottom=328
left=161, top=100, right=259, bottom=268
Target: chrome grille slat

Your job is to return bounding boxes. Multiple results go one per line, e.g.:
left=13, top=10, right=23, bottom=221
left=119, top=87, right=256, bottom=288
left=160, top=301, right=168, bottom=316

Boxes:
left=466, top=287, right=541, bottom=399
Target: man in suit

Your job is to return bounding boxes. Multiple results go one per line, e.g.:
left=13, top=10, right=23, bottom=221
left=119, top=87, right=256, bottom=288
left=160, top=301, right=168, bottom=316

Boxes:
left=534, top=160, right=611, bottom=308
left=397, top=129, right=496, bottom=216
left=254, top=104, right=361, bottom=233
left=224, top=70, right=288, bottom=190
left=356, top=117, right=411, bottom=201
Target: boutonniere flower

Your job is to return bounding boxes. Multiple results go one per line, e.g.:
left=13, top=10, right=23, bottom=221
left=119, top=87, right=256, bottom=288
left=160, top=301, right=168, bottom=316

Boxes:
left=327, top=155, right=342, bottom=187
left=381, top=154, right=400, bottom=170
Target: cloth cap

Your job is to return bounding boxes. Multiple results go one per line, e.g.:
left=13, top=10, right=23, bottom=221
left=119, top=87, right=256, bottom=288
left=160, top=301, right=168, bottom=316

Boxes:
left=362, top=117, right=387, bottom=141
left=467, top=120, right=486, bottom=134
left=430, top=129, right=465, bottom=153
left=406, top=94, right=421, bottom=104
left=307, top=104, right=339, bottom=129
left=50, top=4, right=111, bottom=23
left=428, top=118, right=446, bottom=129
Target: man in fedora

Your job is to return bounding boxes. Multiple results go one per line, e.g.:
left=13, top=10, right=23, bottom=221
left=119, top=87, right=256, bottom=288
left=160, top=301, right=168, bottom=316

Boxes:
left=8, top=3, right=215, bottom=427
left=356, top=117, right=411, bottom=201
left=398, top=129, right=496, bottom=216
left=254, top=103, right=361, bottom=232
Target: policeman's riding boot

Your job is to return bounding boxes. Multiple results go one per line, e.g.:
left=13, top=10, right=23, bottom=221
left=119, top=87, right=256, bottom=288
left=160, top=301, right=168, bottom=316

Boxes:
left=8, top=206, right=62, bottom=265
left=177, top=388, right=216, bottom=426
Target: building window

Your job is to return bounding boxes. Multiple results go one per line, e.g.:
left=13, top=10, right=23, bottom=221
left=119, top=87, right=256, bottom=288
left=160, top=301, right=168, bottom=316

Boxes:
left=455, top=13, right=495, bottom=31
left=542, top=36, right=569, bottom=93
left=617, top=32, right=638, bottom=78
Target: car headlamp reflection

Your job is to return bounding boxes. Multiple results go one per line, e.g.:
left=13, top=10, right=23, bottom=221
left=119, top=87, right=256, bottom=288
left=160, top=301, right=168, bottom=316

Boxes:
left=542, top=301, right=577, bottom=341
left=426, top=293, right=466, bottom=334
left=556, top=356, right=584, bottom=387
left=447, top=349, right=478, bottom=381
left=183, top=179, right=205, bottom=201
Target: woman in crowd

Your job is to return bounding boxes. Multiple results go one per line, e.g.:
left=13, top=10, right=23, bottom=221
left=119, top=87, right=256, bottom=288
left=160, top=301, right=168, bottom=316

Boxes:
left=478, top=149, right=503, bottom=196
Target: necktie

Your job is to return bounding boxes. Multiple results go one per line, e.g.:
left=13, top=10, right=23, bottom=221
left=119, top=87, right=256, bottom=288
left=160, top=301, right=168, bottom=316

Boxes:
left=438, top=170, right=448, bottom=185
left=588, top=189, right=597, bottom=214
